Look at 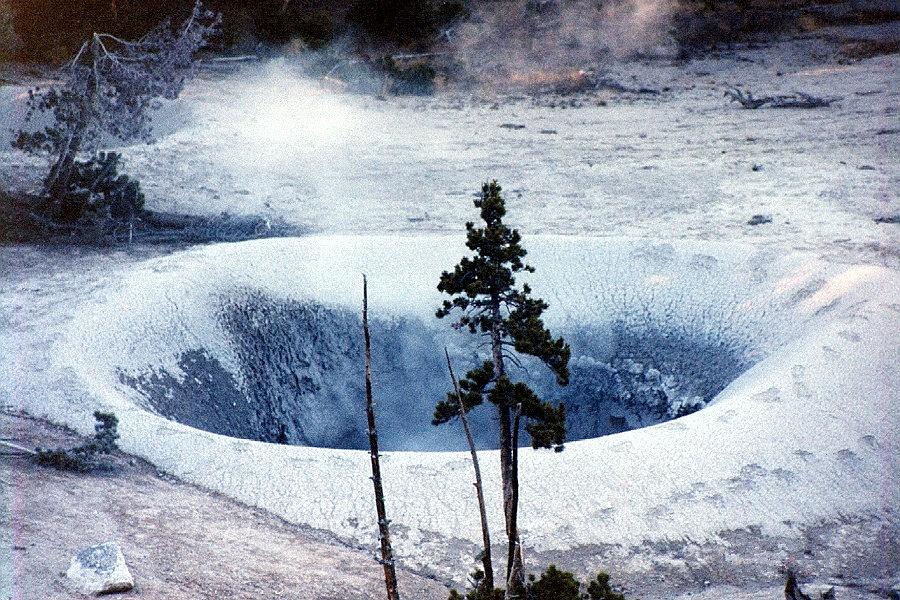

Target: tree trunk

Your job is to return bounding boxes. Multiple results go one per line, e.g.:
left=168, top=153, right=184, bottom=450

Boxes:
left=489, top=294, right=525, bottom=598
left=445, top=348, right=494, bottom=591
left=41, top=125, right=84, bottom=212
left=506, top=403, right=525, bottom=598
left=363, top=275, right=400, bottom=600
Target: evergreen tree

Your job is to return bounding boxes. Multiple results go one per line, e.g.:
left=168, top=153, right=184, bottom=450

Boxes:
left=433, top=181, right=570, bottom=598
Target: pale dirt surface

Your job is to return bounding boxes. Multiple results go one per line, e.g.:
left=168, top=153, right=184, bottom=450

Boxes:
left=1, top=408, right=893, bottom=600
left=0, top=411, right=449, bottom=600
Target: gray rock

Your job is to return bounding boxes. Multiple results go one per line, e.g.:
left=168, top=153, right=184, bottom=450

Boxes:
left=799, top=583, right=837, bottom=599
left=747, top=214, right=773, bottom=226
left=66, top=542, right=134, bottom=596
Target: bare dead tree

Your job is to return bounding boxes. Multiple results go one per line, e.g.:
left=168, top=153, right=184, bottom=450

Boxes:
left=362, top=275, right=400, bottom=600
left=445, top=347, right=494, bottom=591
left=784, top=569, right=812, bottom=600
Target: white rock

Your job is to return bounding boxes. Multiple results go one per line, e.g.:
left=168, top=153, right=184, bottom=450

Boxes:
left=66, top=542, right=134, bottom=596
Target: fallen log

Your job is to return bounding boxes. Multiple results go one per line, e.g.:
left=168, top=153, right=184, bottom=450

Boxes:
left=0, top=439, right=37, bottom=456
left=726, top=87, right=836, bottom=109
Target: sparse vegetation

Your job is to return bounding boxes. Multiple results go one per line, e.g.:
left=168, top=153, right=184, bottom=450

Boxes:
left=40, top=151, right=145, bottom=227
left=35, top=411, right=120, bottom=472
left=450, top=565, right=627, bottom=600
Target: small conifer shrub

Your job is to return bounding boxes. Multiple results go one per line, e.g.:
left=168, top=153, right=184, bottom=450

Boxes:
left=36, top=411, right=120, bottom=472
left=53, top=152, right=145, bottom=225
left=448, top=565, right=627, bottom=600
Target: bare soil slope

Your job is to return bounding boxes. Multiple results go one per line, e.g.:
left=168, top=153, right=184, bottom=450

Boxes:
left=0, top=411, right=448, bottom=600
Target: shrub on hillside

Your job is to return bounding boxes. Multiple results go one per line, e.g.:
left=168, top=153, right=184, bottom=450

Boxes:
left=36, top=411, right=120, bottom=472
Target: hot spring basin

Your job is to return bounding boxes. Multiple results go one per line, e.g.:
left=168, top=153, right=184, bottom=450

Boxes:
left=50, top=236, right=899, bottom=578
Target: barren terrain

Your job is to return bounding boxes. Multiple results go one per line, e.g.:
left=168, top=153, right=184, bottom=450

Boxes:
left=0, top=411, right=448, bottom=599
left=1, top=13, right=898, bottom=600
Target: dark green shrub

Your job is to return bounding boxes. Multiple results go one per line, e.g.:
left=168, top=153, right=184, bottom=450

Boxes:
left=586, top=572, right=626, bottom=600
left=527, top=564, right=582, bottom=600
left=381, top=57, right=436, bottom=95
left=36, top=411, right=120, bottom=472
left=55, top=152, right=146, bottom=224
left=449, top=565, right=627, bottom=600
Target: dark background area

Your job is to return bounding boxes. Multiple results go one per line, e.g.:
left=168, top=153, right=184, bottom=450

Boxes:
left=2, top=0, right=466, bottom=61
left=3, top=0, right=897, bottom=64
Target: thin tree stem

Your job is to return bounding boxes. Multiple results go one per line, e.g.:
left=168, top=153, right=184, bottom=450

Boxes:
left=506, top=402, right=524, bottom=598
left=445, top=347, right=494, bottom=591
left=363, top=275, right=400, bottom=600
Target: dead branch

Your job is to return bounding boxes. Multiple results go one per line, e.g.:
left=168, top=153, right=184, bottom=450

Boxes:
left=726, top=87, right=836, bottom=109
left=363, top=275, right=400, bottom=600
left=445, top=348, right=494, bottom=590
left=0, top=439, right=37, bottom=456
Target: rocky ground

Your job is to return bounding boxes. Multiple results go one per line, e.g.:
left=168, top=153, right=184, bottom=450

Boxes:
left=3, top=412, right=895, bottom=599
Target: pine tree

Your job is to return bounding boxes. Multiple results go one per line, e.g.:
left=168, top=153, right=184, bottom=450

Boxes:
left=433, top=181, right=570, bottom=598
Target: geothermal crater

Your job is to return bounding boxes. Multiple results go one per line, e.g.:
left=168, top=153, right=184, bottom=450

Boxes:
left=87, top=235, right=784, bottom=455
left=46, top=234, right=897, bottom=578
left=121, top=290, right=751, bottom=451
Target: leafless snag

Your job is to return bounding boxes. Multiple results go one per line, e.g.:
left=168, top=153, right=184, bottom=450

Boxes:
left=445, top=347, right=494, bottom=591
left=784, top=569, right=812, bottom=600
left=362, top=275, right=400, bottom=600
